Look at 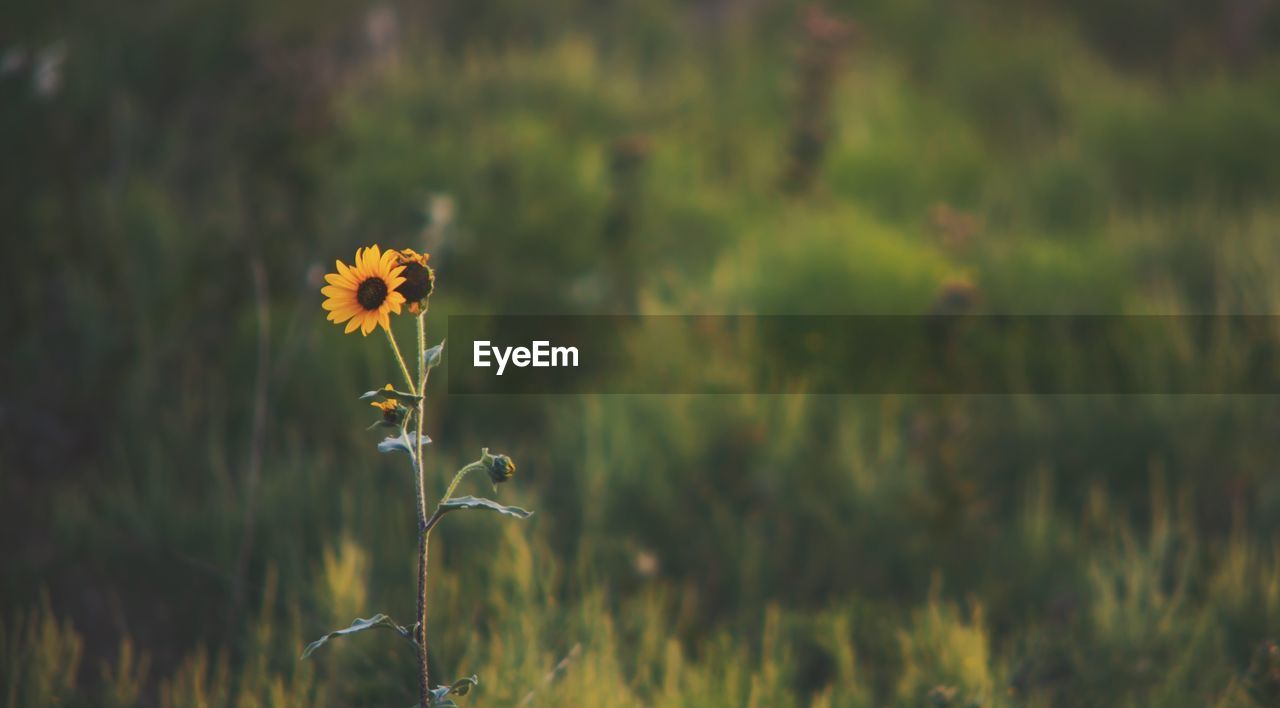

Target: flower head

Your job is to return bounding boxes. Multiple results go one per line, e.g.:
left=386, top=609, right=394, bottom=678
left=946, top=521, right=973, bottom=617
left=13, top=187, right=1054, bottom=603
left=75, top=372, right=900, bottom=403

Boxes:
left=481, top=449, right=517, bottom=486
left=321, top=246, right=407, bottom=335
left=393, top=248, right=435, bottom=314
left=370, top=397, right=407, bottom=427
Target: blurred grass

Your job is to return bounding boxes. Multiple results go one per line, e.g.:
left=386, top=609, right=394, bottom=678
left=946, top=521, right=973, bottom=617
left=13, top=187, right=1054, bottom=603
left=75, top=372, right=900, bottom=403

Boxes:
left=5, top=0, right=1280, bottom=705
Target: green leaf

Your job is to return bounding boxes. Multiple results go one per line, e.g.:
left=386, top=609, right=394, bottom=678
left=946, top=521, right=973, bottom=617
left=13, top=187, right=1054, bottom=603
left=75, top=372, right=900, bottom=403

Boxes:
left=300, top=614, right=414, bottom=659
left=378, top=432, right=411, bottom=455
left=438, top=495, right=533, bottom=520
left=360, top=388, right=421, bottom=402
left=425, top=340, right=445, bottom=369
left=409, top=431, right=431, bottom=447
left=446, top=675, right=477, bottom=696
left=415, top=675, right=478, bottom=707
left=378, top=431, right=431, bottom=455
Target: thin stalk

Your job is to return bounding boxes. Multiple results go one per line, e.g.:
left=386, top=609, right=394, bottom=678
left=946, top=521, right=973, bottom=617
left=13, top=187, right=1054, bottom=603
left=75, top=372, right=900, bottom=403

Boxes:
left=420, top=461, right=485, bottom=538
left=441, top=462, right=486, bottom=504
left=416, top=310, right=427, bottom=389
left=414, top=311, right=431, bottom=705
left=383, top=324, right=417, bottom=396
left=415, top=527, right=430, bottom=706
left=414, top=313, right=430, bottom=523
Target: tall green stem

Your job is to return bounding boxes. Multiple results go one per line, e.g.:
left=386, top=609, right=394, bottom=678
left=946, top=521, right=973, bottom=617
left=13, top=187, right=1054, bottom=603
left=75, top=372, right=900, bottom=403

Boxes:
left=413, top=312, right=431, bottom=705
left=415, top=526, right=430, bottom=705
left=385, top=319, right=430, bottom=703
left=415, top=314, right=430, bottom=523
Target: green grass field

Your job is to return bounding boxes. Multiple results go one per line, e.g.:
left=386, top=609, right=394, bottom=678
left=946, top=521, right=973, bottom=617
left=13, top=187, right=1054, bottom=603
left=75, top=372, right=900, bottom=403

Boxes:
left=5, top=1, right=1280, bottom=705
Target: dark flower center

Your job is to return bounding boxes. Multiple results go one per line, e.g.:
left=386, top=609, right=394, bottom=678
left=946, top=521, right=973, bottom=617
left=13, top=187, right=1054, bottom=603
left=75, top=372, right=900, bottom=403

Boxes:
left=396, top=262, right=435, bottom=303
left=356, top=277, right=388, bottom=310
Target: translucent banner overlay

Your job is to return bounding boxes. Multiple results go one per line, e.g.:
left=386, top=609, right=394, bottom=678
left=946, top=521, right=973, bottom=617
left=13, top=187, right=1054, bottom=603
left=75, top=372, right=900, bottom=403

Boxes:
left=444, top=315, right=1280, bottom=394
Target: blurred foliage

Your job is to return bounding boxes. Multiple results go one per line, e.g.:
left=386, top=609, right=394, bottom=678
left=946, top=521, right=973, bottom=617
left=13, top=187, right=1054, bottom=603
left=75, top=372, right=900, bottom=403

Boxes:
left=5, top=0, right=1280, bottom=705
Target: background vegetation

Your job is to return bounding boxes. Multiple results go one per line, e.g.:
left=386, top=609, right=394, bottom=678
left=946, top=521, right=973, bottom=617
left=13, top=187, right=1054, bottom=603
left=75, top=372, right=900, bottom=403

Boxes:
left=5, top=0, right=1280, bottom=705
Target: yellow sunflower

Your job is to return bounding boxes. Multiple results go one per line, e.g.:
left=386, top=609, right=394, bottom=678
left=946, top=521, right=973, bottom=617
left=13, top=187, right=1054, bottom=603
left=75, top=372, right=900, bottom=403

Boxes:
left=321, top=246, right=407, bottom=335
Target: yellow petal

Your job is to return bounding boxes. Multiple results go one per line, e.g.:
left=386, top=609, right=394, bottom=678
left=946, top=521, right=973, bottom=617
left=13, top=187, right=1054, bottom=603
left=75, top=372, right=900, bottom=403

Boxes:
left=324, top=272, right=355, bottom=287
left=344, top=316, right=362, bottom=334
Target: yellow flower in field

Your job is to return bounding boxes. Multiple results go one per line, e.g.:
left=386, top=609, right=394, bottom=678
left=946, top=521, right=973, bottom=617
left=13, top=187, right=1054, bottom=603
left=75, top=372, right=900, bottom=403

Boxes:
left=371, top=397, right=406, bottom=427
left=393, top=248, right=435, bottom=314
left=321, top=246, right=407, bottom=335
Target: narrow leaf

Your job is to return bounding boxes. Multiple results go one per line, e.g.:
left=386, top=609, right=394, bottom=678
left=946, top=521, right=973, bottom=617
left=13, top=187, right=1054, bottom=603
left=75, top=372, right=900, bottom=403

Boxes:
left=425, top=340, right=446, bottom=369
left=438, top=495, right=533, bottom=520
left=360, top=388, right=421, bottom=402
left=446, top=675, right=478, bottom=696
left=426, top=675, right=479, bottom=706
left=301, top=614, right=413, bottom=659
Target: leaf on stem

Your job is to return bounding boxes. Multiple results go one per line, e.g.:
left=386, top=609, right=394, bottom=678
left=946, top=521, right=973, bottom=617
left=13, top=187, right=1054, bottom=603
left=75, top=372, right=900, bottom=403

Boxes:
left=424, top=340, right=446, bottom=369
left=378, top=431, right=432, bottom=455
left=410, top=431, right=432, bottom=446
left=360, top=388, right=422, bottom=402
left=300, top=613, right=415, bottom=659
left=411, top=675, right=479, bottom=707
left=438, top=495, right=533, bottom=520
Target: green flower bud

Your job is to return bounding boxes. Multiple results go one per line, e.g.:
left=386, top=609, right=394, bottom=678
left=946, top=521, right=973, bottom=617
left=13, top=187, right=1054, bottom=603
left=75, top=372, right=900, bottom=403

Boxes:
left=480, top=448, right=516, bottom=485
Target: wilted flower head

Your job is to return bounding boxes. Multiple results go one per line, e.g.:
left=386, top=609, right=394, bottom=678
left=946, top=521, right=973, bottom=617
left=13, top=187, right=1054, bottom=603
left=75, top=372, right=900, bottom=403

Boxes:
left=393, top=248, right=435, bottom=314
